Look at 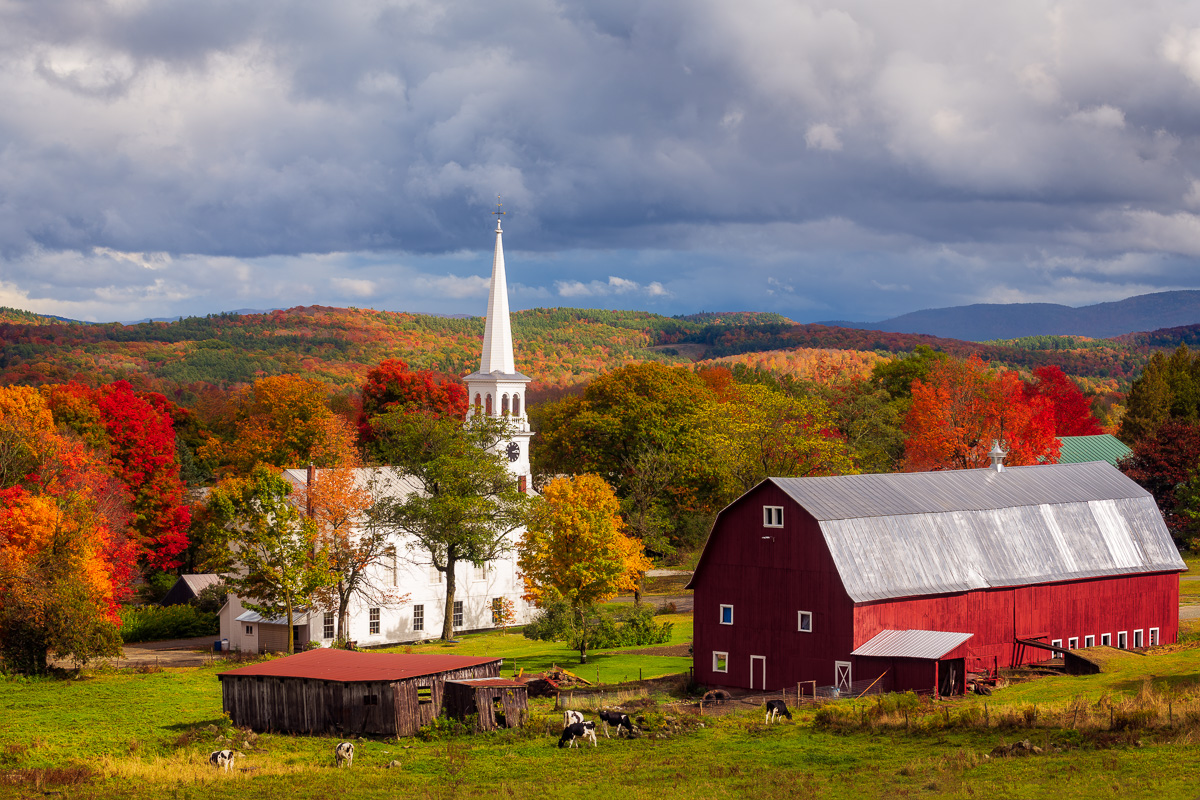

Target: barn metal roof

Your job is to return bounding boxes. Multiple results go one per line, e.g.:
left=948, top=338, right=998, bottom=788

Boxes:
left=217, top=648, right=501, bottom=682
left=851, top=630, right=974, bottom=660
left=688, top=461, right=1184, bottom=602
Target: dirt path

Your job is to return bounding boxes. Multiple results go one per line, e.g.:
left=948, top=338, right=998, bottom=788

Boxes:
left=52, top=636, right=221, bottom=670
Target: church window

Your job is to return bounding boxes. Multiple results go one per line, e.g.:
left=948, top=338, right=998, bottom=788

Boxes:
left=501, top=394, right=510, bottom=415
left=474, top=394, right=482, bottom=410
left=486, top=394, right=493, bottom=415
left=512, top=395, right=521, bottom=417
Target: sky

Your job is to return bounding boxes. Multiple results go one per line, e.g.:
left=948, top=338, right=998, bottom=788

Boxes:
left=5, top=1, right=1200, bottom=324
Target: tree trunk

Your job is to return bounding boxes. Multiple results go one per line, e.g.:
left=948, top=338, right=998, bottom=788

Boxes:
left=577, top=606, right=588, bottom=664
left=285, top=596, right=295, bottom=654
left=441, top=547, right=458, bottom=641
left=337, top=584, right=351, bottom=646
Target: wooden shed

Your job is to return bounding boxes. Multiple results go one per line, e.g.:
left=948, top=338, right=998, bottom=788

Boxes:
left=218, top=649, right=504, bottom=736
left=442, top=677, right=529, bottom=731
left=688, top=461, right=1185, bottom=696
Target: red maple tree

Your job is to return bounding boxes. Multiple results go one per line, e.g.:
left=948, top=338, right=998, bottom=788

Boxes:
left=357, top=359, right=468, bottom=444
left=1024, top=365, right=1103, bottom=436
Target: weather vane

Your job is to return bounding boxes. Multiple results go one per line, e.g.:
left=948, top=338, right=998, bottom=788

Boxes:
left=493, top=195, right=505, bottom=218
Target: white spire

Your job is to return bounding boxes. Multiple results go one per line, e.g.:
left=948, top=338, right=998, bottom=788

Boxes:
left=479, top=217, right=516, bottom=375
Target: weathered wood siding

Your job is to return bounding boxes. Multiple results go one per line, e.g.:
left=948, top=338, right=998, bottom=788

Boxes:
left=443, top=683, right=529, bottom=731
left=221, top=661, right=504, bottom=736
left=692, top=483, right=856, bottom=691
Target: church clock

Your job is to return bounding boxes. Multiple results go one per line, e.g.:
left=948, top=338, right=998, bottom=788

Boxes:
left=505, top=441, right=521, bottom=462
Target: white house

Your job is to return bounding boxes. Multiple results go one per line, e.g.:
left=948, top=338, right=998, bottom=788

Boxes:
left=219, top=215, right=537, bottom=652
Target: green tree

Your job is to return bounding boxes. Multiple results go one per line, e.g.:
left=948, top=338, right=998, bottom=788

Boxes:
left=871, top=345, right=949, bottom=401
left=517, top=474, right=651, bottom=663
left=372, top=413, right=528, bottom=641
left=207, top=466, right=334, bottom=654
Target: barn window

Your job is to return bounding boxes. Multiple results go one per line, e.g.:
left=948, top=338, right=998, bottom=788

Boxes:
left=712, top=651, right=729, bottom=673
left=453, top=600, right=464, bottom=629
left=1133, top=629, right=1143, bottom=648
left=763, top=506, right=784, bottom=527
left=369, top=608, right=380, bottom=635
left=1117, top=631, right=1127, bottom=649
left=719, top=605, right=734, bottom=625
left=798, top=611, right=813, bottom=633
left=323, top=612, right=335, bottom=639
left=245, top=625, right=253, bottom=635
left=1150, top=627, right=1160, bottom=646
left=1085, top=635, right=1095, bottom=647
left=362, top=694, right=379, bottom=706
left=1101, top=633, right=1111, bottom=646
left=413, top=605, right=424, bottom=632
left=1068, top=637, right=1078, bottom=650
left=1051, top=639, right=1062, bottom=655
left=417, top=685, right=433, bottom=705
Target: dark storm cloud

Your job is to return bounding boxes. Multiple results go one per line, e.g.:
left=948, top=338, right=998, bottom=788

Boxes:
left=3, top=0, right=1200, bottom=322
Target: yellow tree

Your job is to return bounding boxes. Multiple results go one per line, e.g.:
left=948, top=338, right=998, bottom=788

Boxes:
left=517, top=474, right=651, bottom=663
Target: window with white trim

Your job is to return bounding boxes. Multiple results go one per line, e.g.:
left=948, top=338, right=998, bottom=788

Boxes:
left=473, top=562, right=489, bottom=582
left=1051, top=639, right=1063, bottom=655
left=1117, top=631, right=1127, bottom=649
left=713, top=651, right=729, bottom=673
left=1133, top=629, right=1143, bottom=648
left=1101, top=633, right=1111, bottom=646
left=323, top=611, right=335, bottom=639
left=369, top=608, right=380, bottom=635
left=453, top=600, right=464, bottom=629
left=412, top=604, right=424, bottom=632
left=1068, top=637, right=1078, bottom=650
left=245, top=625, right=253, bottom=635
left=1149, top=627, right=1160, bottom=646
left=719, top=605, right=734, bottom=625
left=428, top=565, right=442, bottom=584
left=1085, top=635, right=1095, bottom=647
left=385, top=546, right=397, bottom=587
left=763, top=506, right=784, bottom=527
left=798, top=611, right=813, bottom=633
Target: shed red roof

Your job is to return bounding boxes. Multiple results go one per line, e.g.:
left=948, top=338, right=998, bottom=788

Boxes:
left=218, top=648, right=501, bottom=683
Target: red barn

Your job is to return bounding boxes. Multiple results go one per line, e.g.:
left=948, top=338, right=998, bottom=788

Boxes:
left=687, top=460, right=1185, bottom=696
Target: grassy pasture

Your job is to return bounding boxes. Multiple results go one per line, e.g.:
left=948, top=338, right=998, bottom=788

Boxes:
left=5, top=619, right=1200, bottom=799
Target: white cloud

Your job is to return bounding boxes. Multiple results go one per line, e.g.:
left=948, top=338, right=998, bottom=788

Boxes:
left=805, top=123, right=842, bottom=152
left=332, top=277, right=377, bottom=297
left=555, top=276, right=671, bottom=299
left=1069, top=105, right=1125, bottom=128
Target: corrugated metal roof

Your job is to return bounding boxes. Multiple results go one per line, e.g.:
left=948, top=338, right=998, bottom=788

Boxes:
left=179, top=574, right=222, bottom=593
left=281, top=467, right=425, bottom=499
left=218, top=648, right=501, bottom=682
left=1057, top=435, right=1133, bottom=467
left=851, top=630, right=974, bottom=659
left=235, top=610, right=310, bottom=625
left=685, top=462, right=1184, bottom=600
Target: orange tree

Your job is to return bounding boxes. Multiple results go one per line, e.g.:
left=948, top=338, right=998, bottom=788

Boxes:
left=200, top=374, right=357, bottom=474
left=903, top=354, right=1059, bottom=471
left=0, top=387, right=132, bottom=673
left=517, top=474, right=651, bottom=663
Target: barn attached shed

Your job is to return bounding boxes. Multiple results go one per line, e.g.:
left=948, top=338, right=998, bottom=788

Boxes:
left=443, top=677, right=529, bottom=731
left=218, top=649, right=505, bottom=736
left=688, top=460, right=1186, bottom=696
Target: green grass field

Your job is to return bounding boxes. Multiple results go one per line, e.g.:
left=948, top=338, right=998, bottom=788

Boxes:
left=6, top=613, right=1200, bottom=800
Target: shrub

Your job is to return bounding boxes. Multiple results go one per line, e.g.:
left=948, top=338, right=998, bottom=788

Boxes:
left=119, top=605, right=218, bottom=643
left=191, top=583, right=227, bottom=614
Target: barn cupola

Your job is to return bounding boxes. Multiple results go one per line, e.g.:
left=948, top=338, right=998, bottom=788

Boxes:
left=988, top=440, right=1008, bottom=472
left=463, top=200, right=534, bottom=486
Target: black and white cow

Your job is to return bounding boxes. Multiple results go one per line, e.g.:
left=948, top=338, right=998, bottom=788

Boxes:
left=335, top=741, right=355, bottom=767
left=208, top=750, right=237, bottom=772
left=597, top=710, right=638, bottom=738
left=563, top=709, right=585, bottom=728
left=558, top=721, right=598, bottom=748
left=764, top=699, right=793, bottom=723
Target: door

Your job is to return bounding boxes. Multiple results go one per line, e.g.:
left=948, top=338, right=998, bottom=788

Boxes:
left=750, top=655, right=766, bottom=690
left=835, top=661, right=852, bottom=693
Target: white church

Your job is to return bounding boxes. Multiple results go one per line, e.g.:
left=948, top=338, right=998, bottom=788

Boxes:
left=218, top=217, right=537, bottom=652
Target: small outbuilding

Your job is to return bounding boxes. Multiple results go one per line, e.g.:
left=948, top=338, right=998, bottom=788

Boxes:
left=158, top=574, right=222, bottom=606
left=218, top=649, right=510, bottom=736
left=442, top=677, right=529, bottom=731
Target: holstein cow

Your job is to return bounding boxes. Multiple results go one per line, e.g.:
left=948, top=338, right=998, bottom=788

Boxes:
left=597, top=710, right=638, bottom=738
left=335, top=741, right=355, bottom=767
left=563, top=709, right=585, bottom=727
left=208, top=750, right=238, bottom=772
left=558, top=721, right=598, bottom=748
left=764, top=699, right=793, bottom=723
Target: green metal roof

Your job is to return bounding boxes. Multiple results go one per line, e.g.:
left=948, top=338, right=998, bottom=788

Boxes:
left=1058, top=435, right=1132, bottom=467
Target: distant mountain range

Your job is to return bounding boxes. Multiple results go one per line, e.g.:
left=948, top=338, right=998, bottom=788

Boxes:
left=819, top=290, right=1200, bottom=341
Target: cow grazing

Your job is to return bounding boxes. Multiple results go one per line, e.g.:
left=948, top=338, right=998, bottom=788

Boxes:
left=208, top=750, right=237, bottom=772
left=335, top=741, right=355, bottom=767
left=563, top=709, right=585, bottom=728
left=597, top=710, right=637, bottom=738
left=765, top=699, right=792, bottom=723
left=558, top=721, right=597, bottom=748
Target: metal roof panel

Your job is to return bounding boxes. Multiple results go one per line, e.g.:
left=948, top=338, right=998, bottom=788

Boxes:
left=851, top=629, right=974, bottom=659
left=218, top=648, right=501, bottom=682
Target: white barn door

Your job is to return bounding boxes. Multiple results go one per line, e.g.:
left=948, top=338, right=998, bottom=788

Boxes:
left=835, top=661, right=852, bottom=692
left=750, top=655, right=766, bottom=690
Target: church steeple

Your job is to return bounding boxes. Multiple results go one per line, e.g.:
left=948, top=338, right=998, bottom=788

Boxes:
left=479, top=218, right=516, bottom=375
left=464, top=201, right=533, bottom=485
